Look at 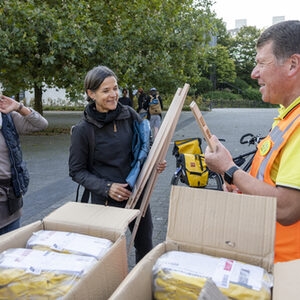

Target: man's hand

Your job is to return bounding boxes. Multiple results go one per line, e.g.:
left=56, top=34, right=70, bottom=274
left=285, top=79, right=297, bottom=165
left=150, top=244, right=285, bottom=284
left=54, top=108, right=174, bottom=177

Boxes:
left=204, top=135, right=235, bottom=175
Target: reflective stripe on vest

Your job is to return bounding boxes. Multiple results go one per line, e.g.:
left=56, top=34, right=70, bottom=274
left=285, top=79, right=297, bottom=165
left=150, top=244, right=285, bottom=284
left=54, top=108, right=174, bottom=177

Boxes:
left=250, top=106, right=300, bottom=184
left=250, top=104, right=300, bottom=263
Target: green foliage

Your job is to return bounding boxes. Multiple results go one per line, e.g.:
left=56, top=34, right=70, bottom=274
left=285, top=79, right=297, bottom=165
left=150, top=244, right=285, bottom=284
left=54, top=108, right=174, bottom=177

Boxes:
left=194, top=77, right=213, bottom=94
left=234, top=78, right=250, bottom=90
left=0, top=0, right=96, bottom=113
left=0, top=0, right=217, bottom=113
left=43, top=105, right=84, bottom=111
left=242, top=87, right=262, bottom=101
left=211, top=18, right=232, bottom=48
left=229, top=26, right=261, bottom=86
left=163, top=93, right=208, bottom=111
left=204, top=45, right=236, bottom=87
left=203, top=90, right=242, bottom=100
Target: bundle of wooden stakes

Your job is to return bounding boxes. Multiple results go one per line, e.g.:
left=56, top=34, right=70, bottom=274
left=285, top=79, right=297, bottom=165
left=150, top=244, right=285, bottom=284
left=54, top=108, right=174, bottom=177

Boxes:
left=126, top=84, right=190, bottom=251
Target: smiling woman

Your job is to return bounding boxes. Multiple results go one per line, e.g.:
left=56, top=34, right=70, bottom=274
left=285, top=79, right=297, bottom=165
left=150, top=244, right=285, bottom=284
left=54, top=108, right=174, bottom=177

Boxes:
left=87, top=75, right=119, bottom=112
left=68, top=65, right=167, bottom=265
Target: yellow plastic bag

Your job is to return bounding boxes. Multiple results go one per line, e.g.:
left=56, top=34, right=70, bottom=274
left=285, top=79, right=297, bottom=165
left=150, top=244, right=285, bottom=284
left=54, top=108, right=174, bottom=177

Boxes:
left=0, top=248, right=97, bottom=299
left=153, top=251, right=272, bottom=300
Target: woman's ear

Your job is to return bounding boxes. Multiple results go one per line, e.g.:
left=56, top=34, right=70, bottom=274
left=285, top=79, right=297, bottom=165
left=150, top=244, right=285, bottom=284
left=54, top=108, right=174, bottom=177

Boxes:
left=87, top=89, right=95, bottom=100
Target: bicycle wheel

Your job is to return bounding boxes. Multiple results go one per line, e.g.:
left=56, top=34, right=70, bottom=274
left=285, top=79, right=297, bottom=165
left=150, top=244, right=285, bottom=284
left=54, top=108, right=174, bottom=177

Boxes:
left=205, top=170, right=223, bottom=191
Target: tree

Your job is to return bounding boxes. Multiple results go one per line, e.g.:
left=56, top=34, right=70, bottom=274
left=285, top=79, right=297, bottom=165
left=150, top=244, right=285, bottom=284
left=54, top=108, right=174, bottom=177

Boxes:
left=203, top=45, right=236, bottom=88
left=229, top=26, right=261, bottom=87
left=0, top=0, right=217, bottom=111
left=0, top=0, right=96, bottom=113
left=212, top=18, right=232, bottom=48
left=85, top=0, right=216, bottom=95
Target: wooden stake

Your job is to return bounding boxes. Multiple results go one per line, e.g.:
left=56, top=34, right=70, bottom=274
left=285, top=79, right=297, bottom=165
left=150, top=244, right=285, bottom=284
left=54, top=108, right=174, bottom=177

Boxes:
left=190, top=101, right=216, bottom=152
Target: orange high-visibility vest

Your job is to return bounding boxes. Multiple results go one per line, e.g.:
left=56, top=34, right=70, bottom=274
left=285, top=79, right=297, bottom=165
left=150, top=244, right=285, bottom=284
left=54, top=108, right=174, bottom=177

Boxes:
left=250, top=103, right=300, bottom=263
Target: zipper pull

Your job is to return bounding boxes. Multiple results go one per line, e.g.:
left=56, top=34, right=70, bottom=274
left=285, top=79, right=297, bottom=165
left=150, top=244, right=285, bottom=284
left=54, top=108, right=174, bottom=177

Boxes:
left=113, top=121, right=117, bottom=132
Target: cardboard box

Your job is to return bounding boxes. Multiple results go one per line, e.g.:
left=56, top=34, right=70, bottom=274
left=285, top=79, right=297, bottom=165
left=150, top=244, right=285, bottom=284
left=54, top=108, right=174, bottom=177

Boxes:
left=0, top=201, right=139, bottom=300
left=109, top=185, right=300, bottom=300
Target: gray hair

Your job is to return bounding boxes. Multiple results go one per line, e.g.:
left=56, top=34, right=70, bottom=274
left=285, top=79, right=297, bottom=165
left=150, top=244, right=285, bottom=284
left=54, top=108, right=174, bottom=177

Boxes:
left=84, top=66, right=117, bottom=102
left=257, top=20, right=300, bottom=62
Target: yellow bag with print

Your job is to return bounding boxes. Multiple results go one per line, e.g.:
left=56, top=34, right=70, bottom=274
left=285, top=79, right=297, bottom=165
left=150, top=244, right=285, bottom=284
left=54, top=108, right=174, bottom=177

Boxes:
left=172, top=138, right=202, bottom=156
left=177, top=153, right=208, bottom=187
left=172, top=138, right=208, bottom=187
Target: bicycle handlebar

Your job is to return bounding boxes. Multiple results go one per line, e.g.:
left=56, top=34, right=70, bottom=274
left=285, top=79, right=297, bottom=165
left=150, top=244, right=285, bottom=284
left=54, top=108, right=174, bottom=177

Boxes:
left=240, top=133, right=254, bottom=144
left=240, top=133, right=265, bottom=146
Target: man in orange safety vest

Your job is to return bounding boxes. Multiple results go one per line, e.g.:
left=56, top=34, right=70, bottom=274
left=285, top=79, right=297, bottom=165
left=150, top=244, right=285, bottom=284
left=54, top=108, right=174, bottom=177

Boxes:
left=205, top=20, right=300, bottom=263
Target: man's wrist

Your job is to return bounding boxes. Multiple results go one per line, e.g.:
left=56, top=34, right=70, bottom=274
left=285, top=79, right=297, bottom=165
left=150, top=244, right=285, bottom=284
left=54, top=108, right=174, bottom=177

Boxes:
left=224, top=166, right=240, bottom=185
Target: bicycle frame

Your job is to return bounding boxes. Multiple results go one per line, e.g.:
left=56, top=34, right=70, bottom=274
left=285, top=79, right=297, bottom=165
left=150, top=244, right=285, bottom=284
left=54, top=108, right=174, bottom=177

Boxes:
left=233, top=149, right=257, bottom=172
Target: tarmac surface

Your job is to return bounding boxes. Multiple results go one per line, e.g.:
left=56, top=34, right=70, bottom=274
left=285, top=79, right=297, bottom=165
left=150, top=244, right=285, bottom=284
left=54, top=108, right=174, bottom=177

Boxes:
left=20, top=108, right=278, bottom=270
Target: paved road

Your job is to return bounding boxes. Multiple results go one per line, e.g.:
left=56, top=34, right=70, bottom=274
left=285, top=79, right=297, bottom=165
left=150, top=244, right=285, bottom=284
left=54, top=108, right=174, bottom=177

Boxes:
left=20, top=108, right=278, bottom=269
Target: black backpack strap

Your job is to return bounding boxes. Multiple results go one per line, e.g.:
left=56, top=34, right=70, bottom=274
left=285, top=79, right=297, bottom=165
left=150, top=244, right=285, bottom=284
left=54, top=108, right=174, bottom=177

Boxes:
left=75, top=184, right=90, bottom=203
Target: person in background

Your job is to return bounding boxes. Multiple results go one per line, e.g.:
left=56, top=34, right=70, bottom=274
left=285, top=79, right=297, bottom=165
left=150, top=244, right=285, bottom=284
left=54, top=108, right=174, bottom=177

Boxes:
left=118, top=88, right=132, bottom=107
left=69, top=66, right=166, bottom=263
left=0, top=95, right=48, bottom=234
left=205, top=20, right=300, bottom=263
left=145, top=87, right=163, bottom=140
left=137, top=87, right=147, bottom=118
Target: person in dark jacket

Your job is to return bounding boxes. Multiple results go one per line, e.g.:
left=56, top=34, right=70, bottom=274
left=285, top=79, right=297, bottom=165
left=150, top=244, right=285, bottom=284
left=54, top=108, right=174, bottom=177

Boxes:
left=0, top=94, right=48, bottom=234
left=69, top=65, right=166, bottom=263
left=137, top=87, right=147, bottom=117
left=118, top=88, right=132, bottom=107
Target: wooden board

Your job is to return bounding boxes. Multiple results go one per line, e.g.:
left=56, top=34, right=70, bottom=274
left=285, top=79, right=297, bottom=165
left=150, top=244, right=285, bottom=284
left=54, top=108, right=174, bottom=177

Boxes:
left=127, top=84, right=190, bottom=251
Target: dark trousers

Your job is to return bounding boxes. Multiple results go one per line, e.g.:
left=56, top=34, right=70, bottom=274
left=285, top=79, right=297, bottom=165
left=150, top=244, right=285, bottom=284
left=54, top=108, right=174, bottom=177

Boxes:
left=91, top=193, right=153, bottom=264
left=128, top=203, right=153, bottom=263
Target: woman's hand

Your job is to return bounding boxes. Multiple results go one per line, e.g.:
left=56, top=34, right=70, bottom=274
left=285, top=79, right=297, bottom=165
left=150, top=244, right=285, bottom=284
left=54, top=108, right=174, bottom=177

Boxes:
left=0, top=95, right=20, bottom=114
left=109, top=183, right=132, bottom=202
left=157, top=160, right=167, bottom=174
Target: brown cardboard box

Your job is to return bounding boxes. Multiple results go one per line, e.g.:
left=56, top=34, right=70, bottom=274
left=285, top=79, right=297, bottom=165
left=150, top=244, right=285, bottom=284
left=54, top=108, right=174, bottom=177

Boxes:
left=109, top=185, right=300, bottom=300
left=0, top=201, right=139, bottom=300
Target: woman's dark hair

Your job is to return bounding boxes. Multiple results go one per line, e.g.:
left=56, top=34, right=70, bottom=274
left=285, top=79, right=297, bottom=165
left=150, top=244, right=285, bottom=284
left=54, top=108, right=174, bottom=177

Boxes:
left=84, top=66, right=117, bottom=102
left=257, top=20, right=300, bottom=62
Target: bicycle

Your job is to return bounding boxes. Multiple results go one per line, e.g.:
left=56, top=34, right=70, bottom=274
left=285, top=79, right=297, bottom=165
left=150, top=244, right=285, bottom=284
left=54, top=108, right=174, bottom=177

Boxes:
left=171, top=133, right=265, bottom=191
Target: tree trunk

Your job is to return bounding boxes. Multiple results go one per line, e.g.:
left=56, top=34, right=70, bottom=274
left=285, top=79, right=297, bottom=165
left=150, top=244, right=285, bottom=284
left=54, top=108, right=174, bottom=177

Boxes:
left=128, top=88, right=133, bottom=101
left=15, top=93, right=20, bottom=102
left=34, top=83, right=43, bottom=115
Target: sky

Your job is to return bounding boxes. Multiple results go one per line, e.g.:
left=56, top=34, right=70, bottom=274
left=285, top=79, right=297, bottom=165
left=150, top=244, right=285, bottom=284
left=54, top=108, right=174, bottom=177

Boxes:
left=212, top=0, right=300, bottom=30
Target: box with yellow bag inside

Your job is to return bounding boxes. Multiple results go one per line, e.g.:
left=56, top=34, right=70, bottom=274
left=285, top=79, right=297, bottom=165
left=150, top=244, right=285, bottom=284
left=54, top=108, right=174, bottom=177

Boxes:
left=109, top=185, right=300, bottom=300
left=0, top=202, right=139, bottom=300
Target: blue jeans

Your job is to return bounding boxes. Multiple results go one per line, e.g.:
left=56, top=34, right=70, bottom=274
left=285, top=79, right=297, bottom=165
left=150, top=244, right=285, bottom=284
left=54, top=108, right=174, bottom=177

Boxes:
left=0, top=218, right=20, bottom=235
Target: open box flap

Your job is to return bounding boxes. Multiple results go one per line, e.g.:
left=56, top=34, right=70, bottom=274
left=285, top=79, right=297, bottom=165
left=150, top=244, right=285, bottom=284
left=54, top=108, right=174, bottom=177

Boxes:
left=43, top=202, right=140, bottom=238
left=166, top=186, right=276, bottom=270
left=273, top=259, right=300, bottom=300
